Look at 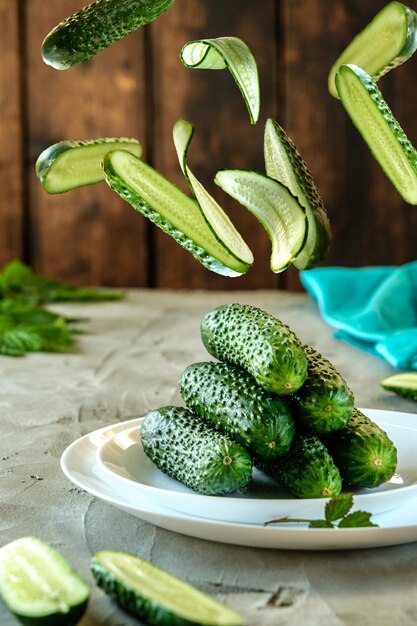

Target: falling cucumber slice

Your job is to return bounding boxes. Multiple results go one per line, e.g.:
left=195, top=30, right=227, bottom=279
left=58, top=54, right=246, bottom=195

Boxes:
left=36, top=138, right=142, bottom=193
left=41, top=0, right=174, bottom=69
left=0, top=537, right=90, bottom=626
left=336, top=64, right=417, bottom=205
left=102, top=149, right=253, bottom=276
left=91, top=550, right=244, bottom=626
left=381, top=372, right=417, bottom=400
left=328, top=1, right=417, bottom=98
left=264, top=119, right=331, bottom=269
left=215, top=169, right=307, bottom=273
left=180, top=36, right=260, bottom=124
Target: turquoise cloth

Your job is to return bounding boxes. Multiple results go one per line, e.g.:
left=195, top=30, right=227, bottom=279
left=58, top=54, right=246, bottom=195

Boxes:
left=300, top=262, right=417, bottom=370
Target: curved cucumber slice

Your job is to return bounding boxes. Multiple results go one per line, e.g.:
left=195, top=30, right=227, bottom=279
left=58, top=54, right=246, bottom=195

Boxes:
left=328, top=2, right=417, bottom=98
left=180, top=36, right=260, bottom=124
left=91, top=550, right=244, bottom=626
left=0, top=537, right=90, bottom=626
left=264, top=119, right=331, bottom=269
left=381, top=371, right=417, bottom=400
left=336, top=64, right=417, bottom=205
left=215, top=169, right=307, bottom=272
left=102, top=150, right=253, bottom=276
left=41, top=0, right=174, bottom=70
left=36, top=138, right=142, bottom=193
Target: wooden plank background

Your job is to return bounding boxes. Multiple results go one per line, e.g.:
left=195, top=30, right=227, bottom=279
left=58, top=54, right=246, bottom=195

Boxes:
left=0, top=0, right=416, bottom=290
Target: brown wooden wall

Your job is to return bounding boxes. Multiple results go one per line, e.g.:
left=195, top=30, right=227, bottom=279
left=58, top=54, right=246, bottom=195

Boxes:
left=1, top=0, right=416, bottom=290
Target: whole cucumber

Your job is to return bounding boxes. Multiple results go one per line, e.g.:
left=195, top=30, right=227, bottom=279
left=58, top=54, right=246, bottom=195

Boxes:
left=323, top=408, right=397, bottom=488
left=200, top=303, right=308, bottom=395
left=140, top=406, right=253, bottom=495
left=180, top=361, right=295, bottom=461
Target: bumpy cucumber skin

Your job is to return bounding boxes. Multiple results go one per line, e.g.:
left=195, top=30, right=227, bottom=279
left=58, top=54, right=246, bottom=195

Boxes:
left=140, top=406, right=253, bottom=495
left=264, top=119, right=331, bottom=270
left=290, top=346, right=355, bottom=433
left=257, top=434, right=342, bottom=498
left=42, top=0, right=174, bottom=69
left=323, top=408, right=397, bottom=488
left=200, top=304, right=308, bottom=395
left=179, top=361, right=295, bottom=461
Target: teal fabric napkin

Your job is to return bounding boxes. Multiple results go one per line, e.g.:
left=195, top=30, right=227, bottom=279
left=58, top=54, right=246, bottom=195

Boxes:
left=300, top=262, right=417, bottom=370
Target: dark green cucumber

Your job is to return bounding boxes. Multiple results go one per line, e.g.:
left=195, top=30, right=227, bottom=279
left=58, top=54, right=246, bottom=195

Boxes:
left=41, top=0, right=174, bottom=70
left=179, top=361, right=295, bottom=461
left=0, top=537, right=90, bottom=626
left=36, top=138, right=142, bottom=193
left=257, top=434, right=342, bottom=499
left=91, top=550, right=243, bottom=626
left=263, top=119, right=331, bottom=270
left=323, top=408, right=398, bottom=488
left=328, top=2, right=417, bottom=98
left=140, top=406, right=253, bottom=495
left=200, top=303, right=308, bottom=395
left=336, top=63, right=417, bottom=205
left=380, top=371, right=417, bottom=400
left=289, top=345, right=355, bottom=433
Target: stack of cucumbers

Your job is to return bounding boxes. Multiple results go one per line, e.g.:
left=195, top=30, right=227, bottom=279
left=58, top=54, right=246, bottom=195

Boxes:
left=141, top=303, right=398, bottom=499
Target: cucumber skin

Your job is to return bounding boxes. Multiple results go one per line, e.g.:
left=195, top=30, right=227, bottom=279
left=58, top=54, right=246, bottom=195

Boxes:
left=140, top=406, right=253, bottom=495
left=200, top=303, right=308, bottom=395
left=179, top=361, right=295, bottom=461
left=289, top=345, right=355, bottom=433
left=42, top=0, right=174, bottom=70
left=257, top=434, right=342, bottom=499
left=381, top=374, right=417, bottom=400
left=10, top=604, right=88, bottom=626
left=323, top=408, right=398, bottom=488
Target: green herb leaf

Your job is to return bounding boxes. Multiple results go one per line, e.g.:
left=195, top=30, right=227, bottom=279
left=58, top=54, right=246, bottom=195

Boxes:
left=337, top=511, right=378, bottom=528
left=308, top=520, right=334, bottom=528
left=325, top=493, right=353, bottom=522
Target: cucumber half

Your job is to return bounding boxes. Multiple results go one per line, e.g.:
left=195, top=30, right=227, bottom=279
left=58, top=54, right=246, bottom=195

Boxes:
left=336, top=63, right=417, bottom=205
left=180, top=36, right=260, bottom=124
left=328, top=1, right=417, bottom=98
left=264, top=119, right=331, bottom=269
left=215, top=169, right=307, bottom=272
left=91, top=550, right=244, bottom=626
left=41, top=0, right=174, bottom=70
left=0, top=537, right=90, bottom=626
left=36, top=138, right=142, bottom=193
left=381, top=371, right=417, bottom=400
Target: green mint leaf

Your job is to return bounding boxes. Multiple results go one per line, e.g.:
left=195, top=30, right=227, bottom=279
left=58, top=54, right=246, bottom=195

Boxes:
left=308, top=520, right=334, bottom=528
left=338, top=511, right=378, bottom=528
left=325, top=493, right=353, bottom=522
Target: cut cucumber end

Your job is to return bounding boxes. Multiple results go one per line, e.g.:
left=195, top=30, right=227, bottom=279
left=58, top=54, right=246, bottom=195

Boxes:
left=328, top=1, right=417, bottom=98
left=336, top=63, right=417, bottom=205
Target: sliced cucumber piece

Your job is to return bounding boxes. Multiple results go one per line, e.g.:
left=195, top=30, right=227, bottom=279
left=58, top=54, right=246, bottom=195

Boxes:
left=91, top=550, right=244, bottom=626
left=0, top=537, right=90, bottom=626
left=336, top=64, right=417, bottom=205
left=41, top=0, right=174, bottom=70
left=215, top=169, right=307, bottom=272
left=328, top=1, right=417, bottom=98
left=381, top=371, right=417, bottom=400
left=181, top=36, right=260, bottom=124
left=36, top=138, right=142, bottom=193
left=264, top=119, right=331, bottom=269
left=102, top=150, right=253, bottom=276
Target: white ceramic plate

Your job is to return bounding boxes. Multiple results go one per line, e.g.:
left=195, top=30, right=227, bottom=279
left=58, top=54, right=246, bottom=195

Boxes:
left=61, top=411, right=417, bottom=551
left=95, top=408, right=417, bottom=524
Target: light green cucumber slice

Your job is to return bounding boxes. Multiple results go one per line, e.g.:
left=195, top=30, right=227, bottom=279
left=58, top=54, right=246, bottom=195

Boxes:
left=91, top=550, right=243, bottom=626
left=381, top=372, right=417, bottom=400
left=102, top=150, right=253, bottom=276
left=264, top=119, right=331, bottom=269
left=215, top=169, right=307, bottom=272
left=36, top=137, right=142, bottom=193
left=180, top=36, right=260, bottom=124
left=41, top=0, right=174, bottom=70
left=0, top=536, right=90, bottom=626
left=336, top=64, right=417, bottom=205
left=328, top=2, right=417, bottom=98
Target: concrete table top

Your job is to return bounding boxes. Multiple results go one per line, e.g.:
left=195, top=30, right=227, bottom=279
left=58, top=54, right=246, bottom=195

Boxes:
left=1, top=289, right=416, bottom=626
